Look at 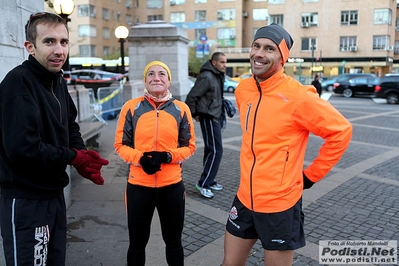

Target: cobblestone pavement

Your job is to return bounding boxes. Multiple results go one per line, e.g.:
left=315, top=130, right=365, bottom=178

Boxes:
left=182, top=94, right=399, bottom=265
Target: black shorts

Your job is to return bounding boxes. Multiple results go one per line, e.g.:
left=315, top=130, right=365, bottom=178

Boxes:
left=226, top=195, right=305, bottom=250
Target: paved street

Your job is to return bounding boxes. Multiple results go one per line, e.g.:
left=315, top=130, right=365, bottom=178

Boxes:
left=1, top=92, right=399, bottom=265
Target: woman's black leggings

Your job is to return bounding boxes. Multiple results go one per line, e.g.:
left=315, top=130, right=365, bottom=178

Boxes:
left=126, top=181, right=185, bottom=266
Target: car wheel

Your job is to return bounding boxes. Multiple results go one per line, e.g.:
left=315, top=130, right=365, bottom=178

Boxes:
left=327, top=85, right=333, bottom=92
left=343, top=88, right=353, bottom=98
left=386, top=92, right=399, bottom=104
left=227, top=86, right=234, bottom=93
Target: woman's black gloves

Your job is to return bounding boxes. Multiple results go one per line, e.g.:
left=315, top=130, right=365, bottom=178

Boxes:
left=303, top=172, right=315, bottom=190
left=139, top=151, right=170, bottom=175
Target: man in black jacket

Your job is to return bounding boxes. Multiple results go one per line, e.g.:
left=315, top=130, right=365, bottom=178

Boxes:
left=0, top=12, right=108, bottom=266
left=185, top=52, right=227, bottom=199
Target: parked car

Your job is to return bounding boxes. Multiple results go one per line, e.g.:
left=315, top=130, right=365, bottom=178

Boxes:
left=321, top=76, right=337, bottom=91
left=232, top=72, right=252, bottom=82
left=69, top=69, right=127, bottom=85
left=333, top=73, right=378, bottom=98
left=374, top=74, right=399, bottom=104
left=224, top=75, right=239, bottom=92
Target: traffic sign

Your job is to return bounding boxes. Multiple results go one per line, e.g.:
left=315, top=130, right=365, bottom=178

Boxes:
left=199, top=35, right=207, bottom=44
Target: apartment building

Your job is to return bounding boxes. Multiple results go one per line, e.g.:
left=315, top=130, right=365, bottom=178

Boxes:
left=56, top=0, right=399, bottom=78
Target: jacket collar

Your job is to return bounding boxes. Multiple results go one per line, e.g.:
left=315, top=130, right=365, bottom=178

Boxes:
left=23, top=55, right=63, bottom=87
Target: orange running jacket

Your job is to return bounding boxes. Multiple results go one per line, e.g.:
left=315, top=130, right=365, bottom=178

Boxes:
left=235, top=69, right=352, bottom=213
left=114, top=96, right=196, bottom=188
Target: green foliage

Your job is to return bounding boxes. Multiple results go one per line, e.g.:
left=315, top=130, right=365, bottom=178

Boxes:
left=188, top=46, right=210, bottom=76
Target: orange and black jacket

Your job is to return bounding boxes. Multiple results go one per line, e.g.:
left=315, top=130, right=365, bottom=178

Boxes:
left=235, top=69, right=352, bottom=213
left=114, top=95, right=196, bottom=188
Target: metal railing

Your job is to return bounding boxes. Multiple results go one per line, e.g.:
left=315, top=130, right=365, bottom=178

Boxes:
left=89, top=79, right=126, bottom=125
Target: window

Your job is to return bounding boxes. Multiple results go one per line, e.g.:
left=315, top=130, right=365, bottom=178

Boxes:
left=103, top=27, right=110, bottom=39
left=340, top=36, right=357, bottom=51
left=373, top=35, right=390, bottom=50
left=77, top=5, right=95, bottom=17
left=79, top=45, right=96, bottom=57
left=135, top=0, right=139, bottom=7
left=126, top=0, right=132, bottom=7
left=302, top=0, right=318, bottom=2
left=341, top=11, right=358, bottom=25
left=170, top=0, right=185, bottom=5
left=170, top=12, right=185, bottom=23
left=217, top=9, right=236, bottom=21
left=253, top=0, right=267, bottom=2
left=218, top=0, right=234, bottom=2
left=253, top=9, right=269, bottom=21
left=217, top=27, right=236, bottom=39
left=270, top=14, right=284, bottom=27
left=195, top=11, right=206, bottom=21
left=103, top=46, right=110, bottom=56
left=269, top=0, right=284, bottom=4
left=148, top=15, right=163, bottom=21
left=78, top=25, right=96, bottom=37
left=126, top=14, right=133, bottom=25
left=195, top=29, right=207, bottom=40
left=102, top=8, right=109, bottom=20
left=147, top=0, right=163, bottom=8
left=374, top=9, right=392, bottom=25
left=117, top=11, right=121, bottom=21
left=301, top=12, right=318, bottom=27
left=301, top=38, right=316, bottom=51
left=195, top=0, right=207, bottom=3
left=394, top=41, right=399, bottom=54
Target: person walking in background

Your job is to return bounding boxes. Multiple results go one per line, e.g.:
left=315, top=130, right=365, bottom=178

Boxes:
left=185, top=52, right=227, bottom=199
left=222, top=23, right=352, bottom=266
left=114, top=61, right=196, bottom=266
left=311, top=73, right=323, bottom=97
left=0, top=12, right=109, bottom=266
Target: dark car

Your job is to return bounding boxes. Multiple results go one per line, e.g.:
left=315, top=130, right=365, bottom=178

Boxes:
left=333, top=73, right=378, bottom=98
left=321, top=76, right=337, bottom=91
left=374, top=74, right=399, bottom=104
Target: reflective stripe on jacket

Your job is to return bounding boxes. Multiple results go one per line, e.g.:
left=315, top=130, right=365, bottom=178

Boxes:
left=114, top=96, right=196, bottom=188
left=235, top=69, right=352, bottom=213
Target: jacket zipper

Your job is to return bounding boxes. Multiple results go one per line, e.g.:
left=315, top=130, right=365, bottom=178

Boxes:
left=154, top=109, right=160, bottom=188
left=250, top=81, right=263, bottom=211
left=51, top=80, right=62, bottom=123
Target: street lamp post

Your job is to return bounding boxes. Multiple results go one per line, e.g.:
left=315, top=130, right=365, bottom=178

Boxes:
left=115, top=26, right=129, bottom=74
left=53, top=0, right=75, bottom=75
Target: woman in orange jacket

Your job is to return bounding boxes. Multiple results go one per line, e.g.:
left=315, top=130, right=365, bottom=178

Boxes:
left=114, top=61, right=196, bottom=266
left=222, top=24, right=352, bottom=266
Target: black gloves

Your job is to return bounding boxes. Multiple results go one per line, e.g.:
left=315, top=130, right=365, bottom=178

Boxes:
left=139, top=151, right=171, bottom=175
left=303, top=172, right=315, bottom=190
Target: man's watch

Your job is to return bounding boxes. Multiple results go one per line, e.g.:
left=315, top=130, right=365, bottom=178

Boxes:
left=166, top=152, right=172, bottom=163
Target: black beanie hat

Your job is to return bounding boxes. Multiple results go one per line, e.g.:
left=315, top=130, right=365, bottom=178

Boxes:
left=253, top=23, right=294, bottom=63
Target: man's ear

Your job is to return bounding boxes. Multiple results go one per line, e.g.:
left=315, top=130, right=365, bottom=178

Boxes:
left=24, top=41, right=35, bottom=55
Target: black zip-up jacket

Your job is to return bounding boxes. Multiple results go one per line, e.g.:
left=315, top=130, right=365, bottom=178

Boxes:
left=0, top=55, right=86, bottom=199
left=185, top=60, right=224, bottom=121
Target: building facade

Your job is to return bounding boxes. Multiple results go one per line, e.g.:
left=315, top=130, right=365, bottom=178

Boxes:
left=57, top=0, right=399, bottom=80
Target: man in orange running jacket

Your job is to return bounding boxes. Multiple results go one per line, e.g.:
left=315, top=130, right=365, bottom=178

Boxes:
left=222, top=23, right=352, bottom=266
left=114, top=61, right=196, bottom=266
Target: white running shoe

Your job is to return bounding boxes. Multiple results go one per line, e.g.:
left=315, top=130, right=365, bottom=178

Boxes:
left=209, top=183, right=223, bottom=191
left=195, top=184, right=214, bottom=198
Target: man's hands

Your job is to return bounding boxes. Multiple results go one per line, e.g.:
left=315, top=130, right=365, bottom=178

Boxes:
left=139, top=151, right=171, bottom=175
left=71, top=149, right=109, bottom=185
